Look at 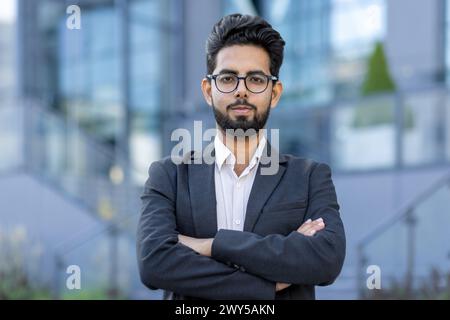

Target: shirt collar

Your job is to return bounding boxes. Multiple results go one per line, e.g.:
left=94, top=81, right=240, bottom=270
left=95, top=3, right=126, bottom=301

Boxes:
left=214, top=133, right=233, bottom=170
left=214, top=131, right=267, bottom=171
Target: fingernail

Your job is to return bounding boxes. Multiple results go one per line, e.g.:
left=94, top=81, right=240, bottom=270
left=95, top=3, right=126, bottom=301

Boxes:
left=316, top=218, right=323, bottom=222
left=318, top=222, right=325, bottom=226
left=306, top=219, right=312, bottom=223
left=310, top=230, right=316, bottom=235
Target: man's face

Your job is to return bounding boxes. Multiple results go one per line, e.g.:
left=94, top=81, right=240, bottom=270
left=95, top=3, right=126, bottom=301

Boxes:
left=201, top=45, right=283, bottom=135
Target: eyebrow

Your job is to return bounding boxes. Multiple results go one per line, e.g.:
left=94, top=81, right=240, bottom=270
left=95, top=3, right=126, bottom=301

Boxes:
left=217, top=69, right=267, bottom=75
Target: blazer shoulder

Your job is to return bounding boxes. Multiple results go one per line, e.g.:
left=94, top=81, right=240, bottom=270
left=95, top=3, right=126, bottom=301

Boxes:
left=146, top=156, right=177, bottom=181
left=147, top=151, right=195, bottom=176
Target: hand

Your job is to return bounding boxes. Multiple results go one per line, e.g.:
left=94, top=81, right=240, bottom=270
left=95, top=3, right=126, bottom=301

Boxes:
left=276, top=282, right=291, bottom=292
left=276, top=218, right=325, bottom=292
left=178, top=234, right=213, bottom=257
left=297, top=217, right=325, bottom=236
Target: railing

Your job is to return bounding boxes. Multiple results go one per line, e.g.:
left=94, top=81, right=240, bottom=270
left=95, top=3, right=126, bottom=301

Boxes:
left=2, top=85, right=450, bottom=298
left=1, top=98, right=144, bottom=232
left=357, top=171, right=450, bottom=299
left=0, top=98, right=147, bottom=298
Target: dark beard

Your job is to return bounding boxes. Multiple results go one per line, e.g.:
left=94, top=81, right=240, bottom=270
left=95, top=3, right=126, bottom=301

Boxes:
left=212, top=99, right=271, bottom=135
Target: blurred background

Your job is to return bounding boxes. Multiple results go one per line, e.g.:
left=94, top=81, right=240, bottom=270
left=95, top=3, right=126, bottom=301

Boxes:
left=0, top=0, right=449, bottom=300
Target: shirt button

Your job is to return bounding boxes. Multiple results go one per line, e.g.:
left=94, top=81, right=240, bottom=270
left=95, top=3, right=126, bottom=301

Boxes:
left=236, top=182, right=241, bottom=188
left=235, top=219, right=241, bottom=225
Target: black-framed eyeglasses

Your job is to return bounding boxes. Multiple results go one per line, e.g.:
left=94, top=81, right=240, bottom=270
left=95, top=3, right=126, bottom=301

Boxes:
left=206, top=73, right=278, bottom=94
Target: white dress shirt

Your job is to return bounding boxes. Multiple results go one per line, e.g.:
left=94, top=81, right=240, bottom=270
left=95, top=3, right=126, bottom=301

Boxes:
left=214, top=133, right=267, bottom=231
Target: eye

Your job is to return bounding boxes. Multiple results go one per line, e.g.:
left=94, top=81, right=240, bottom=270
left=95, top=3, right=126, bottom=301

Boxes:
left=249, top=75, right=265, bottom=84
left=218, top=74, right=236, bottom=83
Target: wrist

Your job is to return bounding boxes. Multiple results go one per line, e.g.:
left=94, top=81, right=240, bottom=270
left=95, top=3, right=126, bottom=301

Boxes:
left=202, top=238, right=213, bottom=257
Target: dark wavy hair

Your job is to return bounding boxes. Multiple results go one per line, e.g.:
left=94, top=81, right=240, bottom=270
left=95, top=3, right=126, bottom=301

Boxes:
left=206, top=13, right=285, bottom=78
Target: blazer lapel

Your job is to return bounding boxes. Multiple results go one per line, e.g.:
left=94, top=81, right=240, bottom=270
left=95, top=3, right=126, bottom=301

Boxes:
left=187, top=143, right=287, bottom=236
left=188, top=151, right=218, bottom=238
left=244, top=143, right=287, bottom=232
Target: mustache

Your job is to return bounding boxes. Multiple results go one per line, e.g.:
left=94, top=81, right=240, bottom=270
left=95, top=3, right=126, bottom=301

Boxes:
left=227, top=100, right=257, bottom=111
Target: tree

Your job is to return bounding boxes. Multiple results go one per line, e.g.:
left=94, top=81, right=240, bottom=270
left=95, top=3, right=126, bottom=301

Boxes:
left=361, top=42, right=396, bottom=96
left=352, top=42, right=400, bottom=128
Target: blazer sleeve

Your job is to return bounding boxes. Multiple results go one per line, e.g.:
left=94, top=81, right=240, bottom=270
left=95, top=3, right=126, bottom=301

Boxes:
left=136, top=160, right=276, bottom=299
left=211, top=162, right=346, bottom=286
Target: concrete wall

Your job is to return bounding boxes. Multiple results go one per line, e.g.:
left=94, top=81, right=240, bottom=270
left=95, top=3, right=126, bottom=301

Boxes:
left=182, top=0, right=222, bottom=112
left=385, top=0, right=446, bottom=89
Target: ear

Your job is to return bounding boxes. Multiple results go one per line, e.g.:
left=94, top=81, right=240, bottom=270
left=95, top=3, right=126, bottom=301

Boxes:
left=270, top=81, right=283, bottom=109
left=201, top=78, right=213, bottom=107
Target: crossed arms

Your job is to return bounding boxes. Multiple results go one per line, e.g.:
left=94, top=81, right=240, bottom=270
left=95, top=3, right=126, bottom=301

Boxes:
left=178, top=218, right=326, bottom=292
left=136, top=161, right=346, bottom=300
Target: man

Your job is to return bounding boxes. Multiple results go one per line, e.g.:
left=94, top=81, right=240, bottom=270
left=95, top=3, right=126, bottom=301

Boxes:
left=137, top=13, right=345, bottom=300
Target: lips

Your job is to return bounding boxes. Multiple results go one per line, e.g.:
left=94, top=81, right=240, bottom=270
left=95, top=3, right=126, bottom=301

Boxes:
left=230, top=106, right=253, bottom=115
left=230, top=104, right=254, bottom=111
left=230, top=105, right=252, bottom=110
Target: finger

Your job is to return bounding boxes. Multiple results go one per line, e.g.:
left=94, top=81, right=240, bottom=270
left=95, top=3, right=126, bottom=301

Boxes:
left=314, top=218, right=325, bottom=229
left=298, top=218, right=323, bottom=234
left=297, top=219, right=312, bottom=233
left=302, top=218, right=323, bottom=229
left=313, top=217, right=324, bottom=225
left=298, top=218, right=325, bottom=234
left=300, top=219, right=325, bottom=236
left=300, top=225, right=322, bottom=236
left=298, top=218, right=312, bottom=227
left=306, top=220, right=325, bottom=233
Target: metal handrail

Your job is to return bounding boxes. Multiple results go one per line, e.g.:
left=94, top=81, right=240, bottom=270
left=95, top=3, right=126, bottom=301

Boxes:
left=0, top=98, right=144, bottom=231
left=357, top=170, right=450, bottom=249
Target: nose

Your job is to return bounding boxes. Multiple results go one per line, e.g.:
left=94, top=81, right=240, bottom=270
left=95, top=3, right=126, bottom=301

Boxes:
left=234, top=77, right=248, bottom=98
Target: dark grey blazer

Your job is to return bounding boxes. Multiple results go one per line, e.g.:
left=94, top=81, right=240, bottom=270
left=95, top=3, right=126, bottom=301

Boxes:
left=137, top=144, right=346, bottom=300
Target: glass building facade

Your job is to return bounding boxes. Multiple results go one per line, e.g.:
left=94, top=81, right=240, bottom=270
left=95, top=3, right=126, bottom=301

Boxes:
left=2, top=0, right=450, bottom=300
left=0, top=22, right=15, bottom=101
left=14, top=0, right=450, bottom=174
left=224, top=0, right=386, bottom=106
left=18, top=0, right=179, bottom=183
left=222, top=0, right=389, bottom=165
